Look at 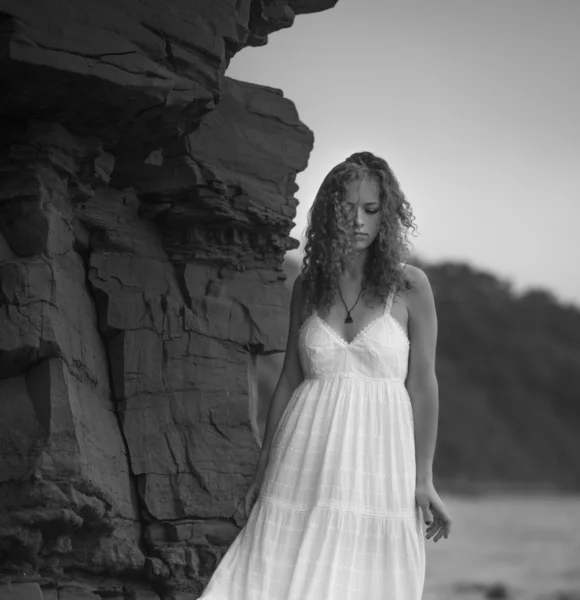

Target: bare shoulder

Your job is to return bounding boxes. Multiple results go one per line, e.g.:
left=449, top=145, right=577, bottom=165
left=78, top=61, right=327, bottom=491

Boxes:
left=401, top=265, right=435, bottom=314
left=280, top=273, right=306, bottom=387
left=291, top=272, right=305, bottom=306
left=289, top=272, right=307, bottom=325
left=293, top=272, right=304, bottom=289
left=404, top=264, right=431, bottom=294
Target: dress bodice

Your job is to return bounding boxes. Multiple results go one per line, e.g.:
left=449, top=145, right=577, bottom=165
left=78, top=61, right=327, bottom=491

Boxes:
left=298, top=289, right=410, bottom=382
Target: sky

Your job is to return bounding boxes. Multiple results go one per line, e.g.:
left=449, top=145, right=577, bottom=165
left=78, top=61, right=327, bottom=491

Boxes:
left=226, top=0, right=580, bottom=308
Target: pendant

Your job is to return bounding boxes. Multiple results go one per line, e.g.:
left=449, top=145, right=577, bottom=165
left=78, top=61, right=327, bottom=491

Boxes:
left=345, top=314, right=353, bottom=324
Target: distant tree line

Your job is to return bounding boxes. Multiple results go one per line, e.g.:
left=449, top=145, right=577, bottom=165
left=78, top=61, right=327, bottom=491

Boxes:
left=417, top=257, right=580, bottom=492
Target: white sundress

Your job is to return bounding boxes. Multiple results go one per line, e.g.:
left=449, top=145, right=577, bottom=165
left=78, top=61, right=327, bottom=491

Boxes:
left=199, top=286, right=426, bottom=599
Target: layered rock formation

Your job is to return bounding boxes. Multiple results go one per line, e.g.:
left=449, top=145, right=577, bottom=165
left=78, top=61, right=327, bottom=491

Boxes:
left=0, top=1, right=338, bottom=598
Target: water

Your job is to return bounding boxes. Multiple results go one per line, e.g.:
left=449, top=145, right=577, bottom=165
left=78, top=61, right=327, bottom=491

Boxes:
left=424, top=493, right=580, bottom=599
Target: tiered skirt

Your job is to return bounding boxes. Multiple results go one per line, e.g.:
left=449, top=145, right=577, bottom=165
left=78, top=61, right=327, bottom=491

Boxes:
left=200, top=375, right=425, bottom=599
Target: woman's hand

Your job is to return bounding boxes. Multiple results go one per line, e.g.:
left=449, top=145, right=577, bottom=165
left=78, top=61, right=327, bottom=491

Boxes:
left=243, top=468, right=266, bottom=519
left=415, top=479, right=452, bottom=542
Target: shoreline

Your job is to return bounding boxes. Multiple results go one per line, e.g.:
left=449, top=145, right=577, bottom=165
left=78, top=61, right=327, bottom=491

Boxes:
left=437, top=479, right=580, bottom=497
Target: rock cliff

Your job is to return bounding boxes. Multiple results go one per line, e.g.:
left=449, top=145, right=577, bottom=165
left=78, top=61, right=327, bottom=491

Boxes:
left=0, top=1, right=338, bottom=598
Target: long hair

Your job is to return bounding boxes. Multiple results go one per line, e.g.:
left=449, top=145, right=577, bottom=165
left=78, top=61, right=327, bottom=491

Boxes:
left=301, top=151, right=417, bottom=313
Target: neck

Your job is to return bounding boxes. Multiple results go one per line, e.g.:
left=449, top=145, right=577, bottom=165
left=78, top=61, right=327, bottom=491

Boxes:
left=341, top=248, right=368, bottom=282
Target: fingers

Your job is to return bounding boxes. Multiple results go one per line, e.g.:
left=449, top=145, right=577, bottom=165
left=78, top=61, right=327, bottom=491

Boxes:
left=416, top=485, right=452, bottom=542
left=425, top=518, right=440, bottom=541
left=437, top=509, right=452, bottom=540
left=433, top=528, right=445, bottom=543
left=425, top=514, right=452, bottom=542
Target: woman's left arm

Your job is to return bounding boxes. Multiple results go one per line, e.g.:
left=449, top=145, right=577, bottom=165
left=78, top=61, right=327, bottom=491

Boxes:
left=404, top=266, right=452, bottom=541
left=405, top=266, right=439, bottom=484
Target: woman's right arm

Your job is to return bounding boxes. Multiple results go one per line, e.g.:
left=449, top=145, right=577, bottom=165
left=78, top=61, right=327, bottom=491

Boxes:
left=254, top=273, right=306, bottom=475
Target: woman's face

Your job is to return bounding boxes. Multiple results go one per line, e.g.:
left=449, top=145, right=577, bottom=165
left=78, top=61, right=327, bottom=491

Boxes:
left=343, top=177, right=382, bottom=249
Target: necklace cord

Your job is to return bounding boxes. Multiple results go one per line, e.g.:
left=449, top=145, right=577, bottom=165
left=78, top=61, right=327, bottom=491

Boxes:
left=338, top=284, right=365, bottom=324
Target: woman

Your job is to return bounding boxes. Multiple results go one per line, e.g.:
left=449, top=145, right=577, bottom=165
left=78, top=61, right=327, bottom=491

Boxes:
left=200, top=151, right=452, bottom=599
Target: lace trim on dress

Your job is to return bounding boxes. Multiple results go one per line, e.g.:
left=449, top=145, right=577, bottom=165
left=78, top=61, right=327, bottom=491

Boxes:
left=298, top=282, right=409, bottom=346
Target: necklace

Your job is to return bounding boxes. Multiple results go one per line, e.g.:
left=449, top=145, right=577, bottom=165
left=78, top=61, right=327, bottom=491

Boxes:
left=338, top=283, right=365, bottom=324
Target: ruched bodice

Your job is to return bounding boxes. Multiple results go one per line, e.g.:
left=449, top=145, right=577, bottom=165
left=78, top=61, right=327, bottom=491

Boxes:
left=299, top=295, right=410, bottom=382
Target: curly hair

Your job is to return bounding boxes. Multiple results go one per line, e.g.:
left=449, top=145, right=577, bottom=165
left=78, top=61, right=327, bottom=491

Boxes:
left=301, top=151, right=417, bottom=313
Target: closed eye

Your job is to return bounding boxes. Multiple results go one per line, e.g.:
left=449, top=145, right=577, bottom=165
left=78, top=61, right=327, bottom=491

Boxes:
left=344, top=205, right=380, bottom=215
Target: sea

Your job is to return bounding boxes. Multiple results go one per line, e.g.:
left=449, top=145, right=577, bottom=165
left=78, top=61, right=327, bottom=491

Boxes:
left=423, top=493, right=580, bottom=600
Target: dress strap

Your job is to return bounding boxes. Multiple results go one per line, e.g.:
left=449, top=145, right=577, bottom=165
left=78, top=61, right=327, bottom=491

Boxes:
left=383, top=263, right=405, bottom=314
left=383, top=289, right=395, bottom=315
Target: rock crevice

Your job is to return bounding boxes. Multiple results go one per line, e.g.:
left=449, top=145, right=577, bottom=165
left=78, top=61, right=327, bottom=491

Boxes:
left=0, top=0, right=337, bottom=597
